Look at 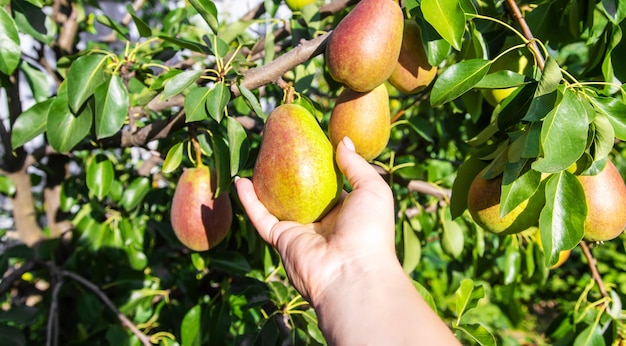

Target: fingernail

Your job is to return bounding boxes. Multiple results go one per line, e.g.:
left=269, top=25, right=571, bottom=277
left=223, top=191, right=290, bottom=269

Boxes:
left=234, top=176, right=240, bottom=182
left=342, top=137, right=356, bottom=152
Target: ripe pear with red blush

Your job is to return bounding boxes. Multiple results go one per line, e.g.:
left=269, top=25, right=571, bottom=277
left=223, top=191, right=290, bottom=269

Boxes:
left=325, top=0, right=403, bottom=92
left=170, top=166, right=232, bottom=251
left=578, top=160, right=626, bottom=242
left=329, top=84, right=391, bottom=161
left=388, top=20, right=438, bottom=94
left=253, top=104, right=343, bottom=224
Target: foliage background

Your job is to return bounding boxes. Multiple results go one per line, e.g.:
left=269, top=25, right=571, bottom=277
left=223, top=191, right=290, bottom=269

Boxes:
left=1, top=0, right=625, bottom=345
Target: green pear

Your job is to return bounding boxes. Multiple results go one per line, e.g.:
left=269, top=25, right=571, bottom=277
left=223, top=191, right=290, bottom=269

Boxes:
left=253, top=104, right=343, bottom=224
left=170, top=166, right=232, bottom=251
left=325, top=0, right=403, bottom=92
left=328, top=84, right=390, bottom=161
left=578, top=160, right=626, bottom=241
left=388, top=20, right=438, bottom=94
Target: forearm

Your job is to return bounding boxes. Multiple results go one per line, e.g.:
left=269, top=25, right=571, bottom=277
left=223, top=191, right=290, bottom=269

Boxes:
left=313, top=257, right=460, bottom=345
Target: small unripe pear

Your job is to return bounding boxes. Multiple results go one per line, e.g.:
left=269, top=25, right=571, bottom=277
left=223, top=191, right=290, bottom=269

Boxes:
left=328, top=84, right=391, bottom=161
left=170, top=166, right=232, bottom=251
left=578, top=160, right=626, bottom=242
left=325, top=0, right=403, bottom=92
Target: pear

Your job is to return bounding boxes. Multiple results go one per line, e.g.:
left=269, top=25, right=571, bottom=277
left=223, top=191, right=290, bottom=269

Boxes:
left=467, top=168, right=543, bottom=235
left=170, top=166, right=232, bottom=251
left=388, top=20, right=438, bottom=94
left=325, top=0, right=403, bottom=92
left=328, top=84, right=390, bottom=161
left=285, top=0, right=316, bottom=11
left=578, top=160, right=626, bottom=241
left=253, top=104, right=343, bottom=224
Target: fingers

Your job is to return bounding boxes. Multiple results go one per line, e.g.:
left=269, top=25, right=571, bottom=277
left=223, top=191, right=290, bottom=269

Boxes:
left=234, top=177, right=280, bottom=244
left=336, top=137, right=389, bottom=193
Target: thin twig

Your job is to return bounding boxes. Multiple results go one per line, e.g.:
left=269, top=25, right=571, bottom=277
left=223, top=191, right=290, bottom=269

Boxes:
left=504, top=0, right=545, bottom=70
left=579, top=241, right=609, bottom=298
left=60, top=270, right=153, bottom=345
left=46, top=274, right=63, bottom=346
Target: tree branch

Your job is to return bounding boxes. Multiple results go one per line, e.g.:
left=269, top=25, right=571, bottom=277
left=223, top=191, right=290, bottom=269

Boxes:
left=579, top=241, right=609, bottom=298
left=231, top=32, right=331, bottom=97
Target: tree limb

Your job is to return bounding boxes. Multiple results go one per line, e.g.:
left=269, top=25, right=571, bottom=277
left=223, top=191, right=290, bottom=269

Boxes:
left=231, top=32, right=331, bottom=97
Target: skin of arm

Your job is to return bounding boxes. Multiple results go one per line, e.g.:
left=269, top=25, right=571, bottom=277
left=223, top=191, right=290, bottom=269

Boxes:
left=235, top=137, right=460, bottom=345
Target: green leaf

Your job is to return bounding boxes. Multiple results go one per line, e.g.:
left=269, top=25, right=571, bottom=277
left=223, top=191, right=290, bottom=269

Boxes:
left=589, top=96, right=626, bottom=141
left=238, top=84, right=267, bottom=120
left=441, top=207, right=464, bottom=259
left=20, top=61, right=49, bottom=102
left=523, top=57, right=562, bottom=122
left=412, top=280, right=437, bottom=313
left=181, top=304, right=202, bottom=346
left=96, top=14, right=129, bottom=38
left=11, top=99, right=52, bottom=149
left=402, top=220, right=421, bottom=273
left=0, top=175, right=16, bottom=196
left=0, top=305, right=38, bottom=324
left=11, top=0, right=53, bottom=44
left=503, top=242, right=521, bottom=285
left=184, top=87, right=210, bottom=122
left=225, top=116, right=248, bottom=177
left=163, top=70, right=203, bottom=100
left=94, top=74, right=129, bottom=139
left=495, top=81, right=538, bottom=130
left=539, top=172, right=586, bottom=266
left=0, top=7, right=21, bottom=75
left=206, top=82, right=230, bottom=123
left=431, top=59, right=491, bottom=107
left=532, top=88, right=589, bottom=173
left=158, top=35, right=211, bottom=54
left=162, top=142, right=184, bottom=174
left=46, top=84, right=93, bottom=153
left=120, top=177, right=151, bottom=211
left=188, top=0, right=218, bottom=34
left=126, top=4, right=152, bottom=37
left=455, top=323, right=497, bottom=346
left=573, top=324, right=605, bottom=346
left=500, top=163, right=541, bottom=217
left=67, top=54, right=109, bottom=113
left=590, top=112, right=615, bottom=161
left=455, top=278, right=485, bottom=320
left=421, top=0, right=465, bottom=51
left=0, top=324, right=26, bottom=346
left=474, top=70, right=526, bottom=88
left=210, top=251, right=251, bottom=275
left=87, top=154, right=114, bottom=200
left=210, top=133, right=231, bottom=197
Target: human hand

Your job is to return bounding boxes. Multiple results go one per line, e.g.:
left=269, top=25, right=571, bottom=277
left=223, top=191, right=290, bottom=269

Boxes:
left=235, top=136, right=398, bottom=304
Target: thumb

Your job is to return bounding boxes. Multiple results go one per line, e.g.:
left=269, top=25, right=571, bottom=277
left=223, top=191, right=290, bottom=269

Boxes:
left=336, top=137, right=388, bottom=192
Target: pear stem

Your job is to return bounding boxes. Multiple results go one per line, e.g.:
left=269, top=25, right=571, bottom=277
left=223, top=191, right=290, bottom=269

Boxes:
left=579, top=241, right=609, bottom=298
left=189, top=125, right=204, bottom=168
